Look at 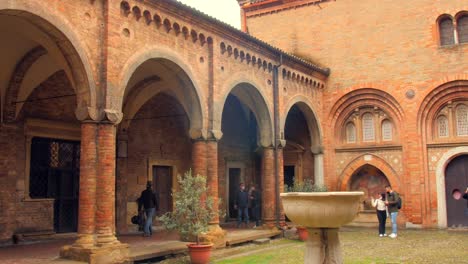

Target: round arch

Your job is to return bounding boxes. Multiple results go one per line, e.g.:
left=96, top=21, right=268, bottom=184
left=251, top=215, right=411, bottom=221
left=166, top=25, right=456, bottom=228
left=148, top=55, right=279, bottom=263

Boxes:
left=215, top=76, right=273, bottom=147
left=435, top=146, right=468, bottom=228
left=0, top=3, right=97, bottom=118
left=282, top=95, right=323, bottom=149
left=338, top=154, right=400, bottom=191
left=117, top=47, right=206, bottom=135
left=329, top=88, right=404, bottom=143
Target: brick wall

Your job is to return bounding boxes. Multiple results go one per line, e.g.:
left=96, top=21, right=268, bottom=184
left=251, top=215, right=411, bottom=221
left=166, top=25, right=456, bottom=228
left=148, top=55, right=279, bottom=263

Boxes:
left=243, top=0, right=468, bottom=226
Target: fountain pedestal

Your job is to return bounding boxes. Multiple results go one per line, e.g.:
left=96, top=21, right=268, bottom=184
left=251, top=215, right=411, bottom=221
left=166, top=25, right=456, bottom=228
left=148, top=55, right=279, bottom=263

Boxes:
left=280, top=192, right=364, bottom=264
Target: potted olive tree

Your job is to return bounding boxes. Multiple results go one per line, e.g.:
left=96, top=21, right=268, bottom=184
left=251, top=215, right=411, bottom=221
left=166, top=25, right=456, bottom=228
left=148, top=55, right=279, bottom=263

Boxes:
left=159, top=170, right=217, bottom=264
left=284, top=178, right=328, bottom=241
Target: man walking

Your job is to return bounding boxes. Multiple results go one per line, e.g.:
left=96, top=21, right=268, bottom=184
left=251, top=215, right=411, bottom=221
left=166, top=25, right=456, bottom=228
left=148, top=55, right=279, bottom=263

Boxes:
left=234, top=182, right=249, bottom=228
left=385, top=185, right=400, bottom=238
left=138, top=181, right=158, bottom=237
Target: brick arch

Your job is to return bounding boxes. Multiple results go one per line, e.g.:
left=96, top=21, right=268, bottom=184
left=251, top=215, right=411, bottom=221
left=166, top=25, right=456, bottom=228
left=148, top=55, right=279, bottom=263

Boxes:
left=435, top=146, right=468, bottom=228
left=215, top=75, right=273, bottom=147
left=338, top=154, right=400, bottom=191
left=281, top=95, right=322, bottom=149
left=329, top=88, right=404, bottom=143
left=417, top=80, right=468, bottom=136
left=3, top=46, right=47, bottom=122
left=0, top=5, right=97, bottom=120
left=117, top=46, right=206, bottom=136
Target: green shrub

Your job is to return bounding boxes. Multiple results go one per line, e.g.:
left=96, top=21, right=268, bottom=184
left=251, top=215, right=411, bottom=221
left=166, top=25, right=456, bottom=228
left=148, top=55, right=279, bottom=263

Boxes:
left=284, top=178, right=328, bottom=192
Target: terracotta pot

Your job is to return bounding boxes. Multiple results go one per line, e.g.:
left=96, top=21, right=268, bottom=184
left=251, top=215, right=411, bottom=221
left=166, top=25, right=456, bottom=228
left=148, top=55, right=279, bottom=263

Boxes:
left=187, top=243, right=213, bottom=264
left=296, top=226, right=308, bottom=241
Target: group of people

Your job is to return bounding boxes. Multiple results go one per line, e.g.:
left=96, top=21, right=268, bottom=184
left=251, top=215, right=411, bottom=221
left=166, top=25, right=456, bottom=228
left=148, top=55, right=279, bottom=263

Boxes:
left=234, top=182, right=261, bottom=228
left=371, top=185, right=400, bottom=238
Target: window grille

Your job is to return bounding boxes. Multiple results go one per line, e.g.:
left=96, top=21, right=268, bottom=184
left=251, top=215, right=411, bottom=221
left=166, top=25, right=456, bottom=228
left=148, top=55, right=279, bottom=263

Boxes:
left=439, top=17, right=455, bottom=46
left=457, top=15, right=468, bottom=44
left=437, top=115, right=449, bottom=137
left=456, top=104, right=468, bottom=136
left=346, top=122, right=356, bottom=143
left=362, top=113, right=375, bottom=142
left=382, top=120, right=393, bottom=141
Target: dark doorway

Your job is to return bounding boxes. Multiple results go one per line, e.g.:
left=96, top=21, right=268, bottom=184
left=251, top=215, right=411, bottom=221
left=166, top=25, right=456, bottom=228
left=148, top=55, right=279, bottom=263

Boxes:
left=284, top=166, right=295, bottom=189
left=349, top=165, right=390, bottom=210
left=229, top=168, right=241, bottom=219
left=30, top=137, right=80, bottom=233
left=445, top=155, right=468, bottom=227
left=152, top=166, right=173, bottom=216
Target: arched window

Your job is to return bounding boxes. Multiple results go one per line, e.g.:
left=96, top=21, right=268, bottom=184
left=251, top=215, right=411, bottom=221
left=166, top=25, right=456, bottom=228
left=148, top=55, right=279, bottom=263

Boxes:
left=439, top=17, right=455, bottom=46
left=362, top=113, right=375, bottom=142
left=456, top=104, right=468, bottom=136
left=437, top=115, right=449, bottom=138
left=457, top=15, right=468, bottom=44
left=381, top=120, right=393, bottom=141
left=346, top=122, right=356, bottom=143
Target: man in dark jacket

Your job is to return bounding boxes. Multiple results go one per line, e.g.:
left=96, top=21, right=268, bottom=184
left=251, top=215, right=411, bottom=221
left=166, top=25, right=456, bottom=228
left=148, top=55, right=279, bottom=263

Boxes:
left=385, top=185, right=400, bottom=238
left=138, top=181, right=158, bottom=237
left=234, top=182, right=249, bottom=228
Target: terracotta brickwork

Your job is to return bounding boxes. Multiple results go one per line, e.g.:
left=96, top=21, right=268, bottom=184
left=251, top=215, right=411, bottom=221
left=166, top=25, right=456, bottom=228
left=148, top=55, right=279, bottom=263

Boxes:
left=241, top=0, right=468, bottom=227
left=0, top=1, right=330, bottom=253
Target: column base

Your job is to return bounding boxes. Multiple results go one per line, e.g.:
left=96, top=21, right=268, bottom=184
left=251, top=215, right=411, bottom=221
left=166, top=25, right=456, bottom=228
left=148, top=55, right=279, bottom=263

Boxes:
left=60, top=242, right=130, bottom=264
left=200, top=224, right=227, bottom=248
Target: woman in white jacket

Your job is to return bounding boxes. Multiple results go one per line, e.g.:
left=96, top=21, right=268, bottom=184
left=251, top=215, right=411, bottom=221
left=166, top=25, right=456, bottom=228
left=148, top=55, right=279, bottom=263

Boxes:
left=372, top=193, right=388, bottom=237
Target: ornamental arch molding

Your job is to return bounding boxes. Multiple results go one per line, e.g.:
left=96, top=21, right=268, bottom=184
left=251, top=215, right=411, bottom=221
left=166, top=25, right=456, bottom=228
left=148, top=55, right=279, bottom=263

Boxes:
left=417, top=80, right=468, bottom=136
left=117, top=46, right=206, bottom=136
left=215, top=75, right=273, bottom=147
left=435, top=147, right=468, bottom=228
left=329, top=88, right=404, bottom=143
left=0, top=3, right=97, bottom=121
left=281, top=95, right=323, bottom=150
left=338, top=154, right=400, bottom=192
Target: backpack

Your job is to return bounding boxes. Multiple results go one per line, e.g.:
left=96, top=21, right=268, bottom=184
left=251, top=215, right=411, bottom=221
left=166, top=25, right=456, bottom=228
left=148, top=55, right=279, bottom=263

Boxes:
left=397, top=195, right=402, bottom=210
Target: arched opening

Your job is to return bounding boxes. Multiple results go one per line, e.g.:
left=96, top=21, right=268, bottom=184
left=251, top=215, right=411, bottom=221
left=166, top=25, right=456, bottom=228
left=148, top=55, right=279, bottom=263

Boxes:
left=219, top=83, right=272, bottom=222
left=444, top=155, right=468, bottom=228
left=117, top=58, right=200, bottom=232
left=349, top=165, right=390, bottom=210
left=0, top=10, right=92, bottom=238
left=283, top=105, right=314, bottom=186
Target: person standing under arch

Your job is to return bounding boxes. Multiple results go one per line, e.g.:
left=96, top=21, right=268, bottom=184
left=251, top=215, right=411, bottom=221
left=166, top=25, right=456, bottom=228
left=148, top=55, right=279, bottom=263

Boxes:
left=385, top=185, right=400, bottom=238
left=372, top=193, right=387, bottom=237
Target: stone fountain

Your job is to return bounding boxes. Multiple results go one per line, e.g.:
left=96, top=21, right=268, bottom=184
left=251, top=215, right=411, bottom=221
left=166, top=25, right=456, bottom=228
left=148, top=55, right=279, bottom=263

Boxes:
left=280, top=191, right=364, bottom=264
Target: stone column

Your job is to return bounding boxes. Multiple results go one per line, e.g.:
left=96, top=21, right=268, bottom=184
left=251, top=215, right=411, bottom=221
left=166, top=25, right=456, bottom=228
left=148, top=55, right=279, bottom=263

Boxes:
left=204, top=137, right=226, bottom=248
left=207, top=139, right=219, bottom=224
left=74, top=122, right=98, bottom=248
left=311, top=146, right=324, bottom=186
left=95, top=123, right=119, bottom=245
left=192, top=139, right=207, bottom=177
left=262, top=147, right=276, bottom=226
left=61, top=122, right=129, bottom=264
left=276, top=147, right=286, bottom=224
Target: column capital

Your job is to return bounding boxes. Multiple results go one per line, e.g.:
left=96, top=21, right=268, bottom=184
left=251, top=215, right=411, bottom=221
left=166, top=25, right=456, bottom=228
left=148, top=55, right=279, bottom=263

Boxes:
left=189, top=128, right=207, bottom=141
left=311, top=145, right=324, bottom=154
left=75, top=106, right=103, bottom=122
left=208, top=130, right=223, bottom=141
left=276, top=139, right=286, bottom=149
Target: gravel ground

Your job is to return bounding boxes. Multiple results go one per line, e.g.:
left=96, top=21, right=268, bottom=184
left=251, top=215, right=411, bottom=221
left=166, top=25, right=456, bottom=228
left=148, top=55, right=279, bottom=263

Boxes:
left=157, top=228, right=468, bottom=264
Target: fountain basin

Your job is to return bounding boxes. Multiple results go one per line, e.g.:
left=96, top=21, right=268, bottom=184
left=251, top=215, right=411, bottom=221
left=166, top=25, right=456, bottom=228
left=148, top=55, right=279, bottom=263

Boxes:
left=280, top=192, right=364, bottom=228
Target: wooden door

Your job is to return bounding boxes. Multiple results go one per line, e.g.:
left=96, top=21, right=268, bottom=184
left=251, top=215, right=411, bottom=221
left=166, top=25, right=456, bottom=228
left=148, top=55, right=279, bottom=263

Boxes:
left=153, top=166, right=172, bottom=216
left=228, top=168, right=241, bottom=219
left=445, top=155, right=468, bottom=227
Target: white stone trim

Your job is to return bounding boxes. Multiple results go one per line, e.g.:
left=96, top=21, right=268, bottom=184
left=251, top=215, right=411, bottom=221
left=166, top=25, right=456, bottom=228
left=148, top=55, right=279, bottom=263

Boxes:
left=435, top=146, right=468, bottom=228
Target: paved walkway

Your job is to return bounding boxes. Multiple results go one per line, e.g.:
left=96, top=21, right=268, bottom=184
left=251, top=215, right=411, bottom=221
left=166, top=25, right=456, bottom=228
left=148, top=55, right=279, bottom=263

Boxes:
left=0, top=227, right=281, bottom=264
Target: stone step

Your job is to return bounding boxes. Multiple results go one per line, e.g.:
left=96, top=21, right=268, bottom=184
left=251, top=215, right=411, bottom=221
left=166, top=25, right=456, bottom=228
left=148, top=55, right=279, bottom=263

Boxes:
left=252, top=238, right=270, bottom=245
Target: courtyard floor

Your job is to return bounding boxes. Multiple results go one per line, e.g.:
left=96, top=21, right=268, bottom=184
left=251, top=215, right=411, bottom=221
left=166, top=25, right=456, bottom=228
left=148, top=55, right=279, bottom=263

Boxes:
left=158, top=228, right=468, bottom=264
